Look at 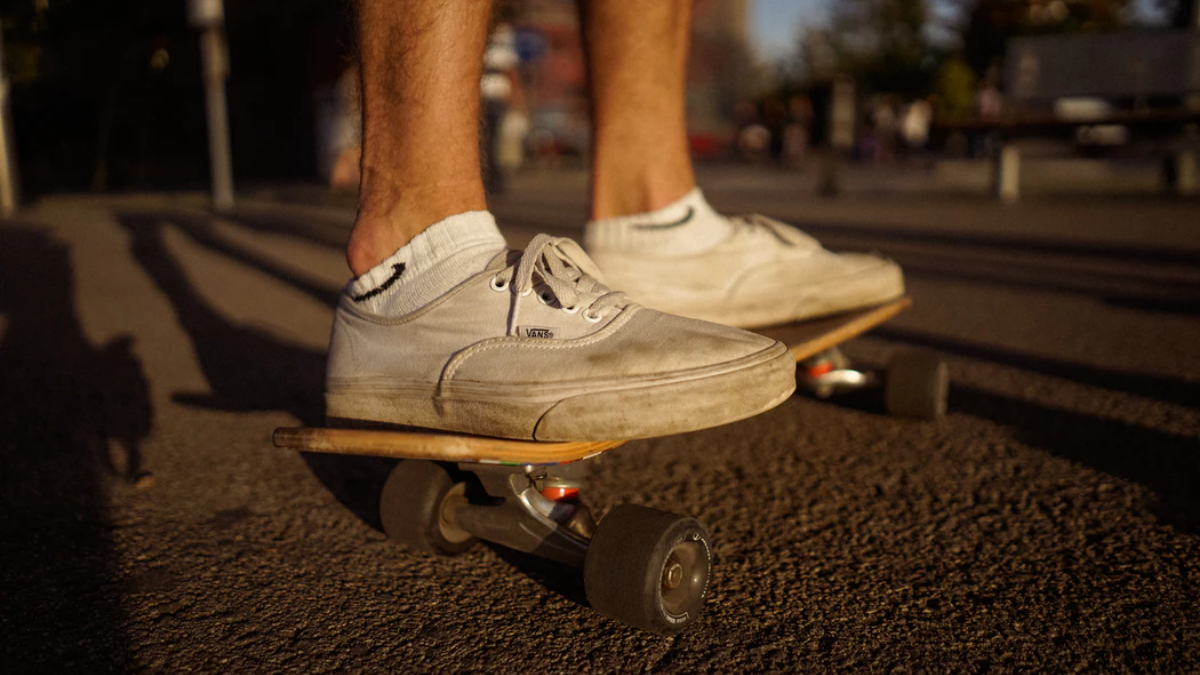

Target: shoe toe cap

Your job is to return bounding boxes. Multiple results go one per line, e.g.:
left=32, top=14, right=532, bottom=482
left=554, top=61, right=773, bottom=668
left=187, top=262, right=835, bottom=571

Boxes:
left=631, top=308, right=783, bottom=371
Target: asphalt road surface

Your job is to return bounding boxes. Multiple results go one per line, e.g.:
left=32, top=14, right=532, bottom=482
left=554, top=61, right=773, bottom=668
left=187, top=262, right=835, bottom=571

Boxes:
left=2, top=173, right=1198, bottom=672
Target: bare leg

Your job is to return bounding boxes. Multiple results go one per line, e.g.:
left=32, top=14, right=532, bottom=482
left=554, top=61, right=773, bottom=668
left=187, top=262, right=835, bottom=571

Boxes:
left=347, top=0, right=495, bottom=276
left=580, top=0, right=695, bottom=220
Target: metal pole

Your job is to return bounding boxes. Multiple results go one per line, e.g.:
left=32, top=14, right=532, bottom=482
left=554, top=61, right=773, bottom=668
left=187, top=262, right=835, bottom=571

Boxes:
left=819, top=77, right=855, bottom=197
left=0, top=27, right=21, bottom=216
left=996, top=142, right=1020, bottom=204
left=191, top=0, right=234, bottom=212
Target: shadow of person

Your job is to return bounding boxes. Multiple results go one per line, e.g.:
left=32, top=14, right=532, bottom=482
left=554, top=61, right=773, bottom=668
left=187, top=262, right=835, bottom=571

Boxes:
left=119, top=213, right=327, bottom=421
left=115, top=212, right=395, bottom=530
left=88, top=335, right=154, bottom=482
left=0, top=226, right=152, bottom=671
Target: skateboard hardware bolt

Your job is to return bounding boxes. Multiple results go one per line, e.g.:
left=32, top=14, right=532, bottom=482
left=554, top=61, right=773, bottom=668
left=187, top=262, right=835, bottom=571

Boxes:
left=663, top=560, right=684, bottom=590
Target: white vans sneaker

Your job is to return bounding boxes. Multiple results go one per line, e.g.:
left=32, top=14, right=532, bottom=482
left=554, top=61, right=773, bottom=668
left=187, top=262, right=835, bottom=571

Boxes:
left=326, top=234, right=795, bottom=441
left=586, top=190, right=904, bottom=328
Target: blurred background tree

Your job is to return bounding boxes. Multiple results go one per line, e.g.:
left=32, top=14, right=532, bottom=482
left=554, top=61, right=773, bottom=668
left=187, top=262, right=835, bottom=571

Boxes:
left=807, top=0, right=939, bottom=98
left=958, top=0, right=1134, bottom=78
left=788, top=0, right=1145, bottom=113
left=931, top=55, right=977, bottom=120
left=1156, top=0, right=1199, bottom=25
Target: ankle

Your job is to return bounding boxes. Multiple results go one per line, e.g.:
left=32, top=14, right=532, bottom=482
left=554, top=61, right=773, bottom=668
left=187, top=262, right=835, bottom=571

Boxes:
left=349, top=178, right=488, bottom=277
left=347, top=218, right=402, bottom=277
left=590, top=166, right=695, bottom=221
left=585, top=186, right=731, bottom=256
left=345, top=211, right=506, bottom=317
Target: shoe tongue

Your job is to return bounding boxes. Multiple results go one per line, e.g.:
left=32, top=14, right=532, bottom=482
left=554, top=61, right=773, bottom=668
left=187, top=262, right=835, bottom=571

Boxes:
left=779, top=227, right=821, bottom=248
left=754, top=216, right=821, bottom=249
left=489, top=236, right=627, bottom=313
left=485, top=248, right=520, bottom=271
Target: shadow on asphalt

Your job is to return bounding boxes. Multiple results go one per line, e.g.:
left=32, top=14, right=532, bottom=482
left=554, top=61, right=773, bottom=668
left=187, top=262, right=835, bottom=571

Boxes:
left=853, top=331, right=1200, bottom=532
left=797, top=225, right=1200, bottom=318
left=876, top=327, right=1200, bottom=410
left=223, top=206, right=348, bottom=250
left=155, top=210, right=339, bottom=308
left=488, top=546, right=589, bottom=608
left=117, top=213, right=328, bottom=422
left=800, top=345, right=1199, bottom=534
left=785, top=216, right=1200, bottom=523
left=0, top=226, right=152, bottom=671
left=949, top=385, right=1200, bottom=533
left=898, top=264, right=1200, bottom=319
left=792, top=219, right=1200, bottom=267
left=114, top=211, right=589, bottom=602
left=116, top=212, right=394, bottom=531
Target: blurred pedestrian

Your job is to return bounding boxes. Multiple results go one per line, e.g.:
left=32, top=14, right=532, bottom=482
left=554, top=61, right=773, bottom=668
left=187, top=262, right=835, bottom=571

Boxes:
left=733, top=99, right=769, bottom=162
left=783, top=94, right=813, bottom=169
left=762, top=96, right=788, bottom=165
left=869, top=95, right=900, bottom=163
left=971, top=78, right=1003, bottom=158
left=900, top=98, right=932, bottom=164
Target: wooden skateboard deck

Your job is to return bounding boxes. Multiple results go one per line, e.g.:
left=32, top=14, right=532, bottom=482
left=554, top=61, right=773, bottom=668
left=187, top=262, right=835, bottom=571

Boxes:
left=272, top=427, right=622, bottom=465
left=273, top=297, right=911, bottom=465
left=756, top=296, right=911, bottom=362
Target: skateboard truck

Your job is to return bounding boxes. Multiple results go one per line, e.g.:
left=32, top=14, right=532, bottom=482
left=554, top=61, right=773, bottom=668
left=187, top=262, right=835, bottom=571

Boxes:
left=799, top=346, right=877, bottom=399
left=450, top=463, right=591, bottom=568
left=377, top=457, right=711, bottom=636
left=798, top=345, right=948, bottom=420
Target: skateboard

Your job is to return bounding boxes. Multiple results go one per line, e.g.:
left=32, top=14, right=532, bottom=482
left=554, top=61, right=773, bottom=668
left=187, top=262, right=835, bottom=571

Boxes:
left=273, top=296, right=947, bottom=635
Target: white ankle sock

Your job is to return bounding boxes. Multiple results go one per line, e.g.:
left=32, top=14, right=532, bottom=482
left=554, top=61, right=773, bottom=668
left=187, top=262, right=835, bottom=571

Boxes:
left=584, top=187, right=733, bottom=257
left=346, top=211, right=506, bottom=316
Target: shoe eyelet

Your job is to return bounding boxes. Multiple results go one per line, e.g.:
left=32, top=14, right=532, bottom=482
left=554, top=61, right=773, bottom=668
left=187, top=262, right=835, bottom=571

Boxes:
left=583, top=309, right=603, bottom=323
left=561, top=305, right=580, bottom=315
left=489, top=277, right=509, bottom=292
left=537, top=292, right=552, bottom=305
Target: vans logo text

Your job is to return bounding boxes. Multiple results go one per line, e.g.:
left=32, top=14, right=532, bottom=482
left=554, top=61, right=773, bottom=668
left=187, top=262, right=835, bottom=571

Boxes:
left=522, top=327, right=557, bottom=339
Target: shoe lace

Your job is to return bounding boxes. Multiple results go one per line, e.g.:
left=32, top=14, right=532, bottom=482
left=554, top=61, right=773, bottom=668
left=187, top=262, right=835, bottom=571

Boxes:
left=492, top=234, right=628, bottom=336
left=728, top=213, right=813, bottom=246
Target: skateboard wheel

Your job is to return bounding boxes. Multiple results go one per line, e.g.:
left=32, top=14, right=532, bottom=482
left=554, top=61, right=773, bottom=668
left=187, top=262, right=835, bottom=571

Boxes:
left=584, top=505, right=711, bottom=636
left=885, top=349, right=949, bottom=420
left=380, top=460, right=476, bottom=556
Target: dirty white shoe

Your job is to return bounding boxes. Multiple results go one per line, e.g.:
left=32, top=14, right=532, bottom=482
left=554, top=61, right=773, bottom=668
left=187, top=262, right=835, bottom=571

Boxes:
left=326, top=234, right=795, bottom=441
left=585, top=188, right=904, bottom=328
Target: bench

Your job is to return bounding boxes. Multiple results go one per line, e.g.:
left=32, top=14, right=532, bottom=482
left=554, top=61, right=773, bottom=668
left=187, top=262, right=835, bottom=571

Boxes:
left=942, top=29, right=1200, bottom=201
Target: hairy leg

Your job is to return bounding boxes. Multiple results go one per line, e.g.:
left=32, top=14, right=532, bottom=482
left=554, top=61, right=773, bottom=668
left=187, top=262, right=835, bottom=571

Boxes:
left=347, top=0, right=494, bottom=276
left=580, top=0, right=695, bottom=220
